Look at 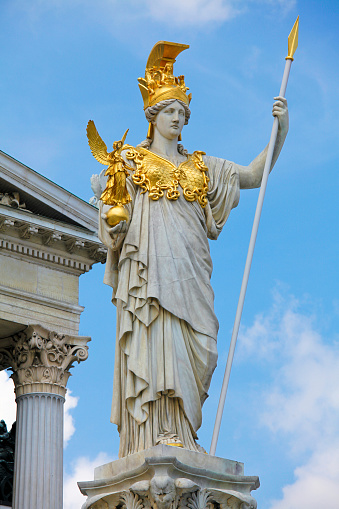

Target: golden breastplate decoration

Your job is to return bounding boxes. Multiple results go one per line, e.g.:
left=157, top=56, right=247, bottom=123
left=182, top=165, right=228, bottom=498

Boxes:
left=125, top=147, right=209, bottom=208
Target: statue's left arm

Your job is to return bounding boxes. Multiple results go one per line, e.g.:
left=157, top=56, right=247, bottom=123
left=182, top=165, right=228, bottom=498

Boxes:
left=238, top=96, right=289, bottom=189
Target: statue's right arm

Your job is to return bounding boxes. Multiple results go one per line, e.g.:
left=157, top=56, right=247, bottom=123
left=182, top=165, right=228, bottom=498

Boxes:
left=98, top=149, right=136, bottom=250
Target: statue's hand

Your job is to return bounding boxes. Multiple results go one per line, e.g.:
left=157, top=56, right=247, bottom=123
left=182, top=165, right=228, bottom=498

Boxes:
left=108, top=220, right=128, bottom=236
left=101, top=213, right=128, bottom=237
left=273, top=96, right=289, bottom=134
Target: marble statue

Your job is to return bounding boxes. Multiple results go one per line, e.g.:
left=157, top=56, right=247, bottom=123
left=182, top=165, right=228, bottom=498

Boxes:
left=89, top=41, right=289, bottom=458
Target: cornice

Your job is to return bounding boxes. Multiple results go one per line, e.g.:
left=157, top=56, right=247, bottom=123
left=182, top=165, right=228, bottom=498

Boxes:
left=0, top=204, right=99, bottom=242
left=0, top=205, right=107, bottom=272
left=0, top=150, right=98, bottom=231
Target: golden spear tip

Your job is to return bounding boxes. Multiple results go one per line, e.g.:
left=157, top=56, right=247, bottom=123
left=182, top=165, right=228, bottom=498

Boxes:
left=286, top=15, right=299, bottom=61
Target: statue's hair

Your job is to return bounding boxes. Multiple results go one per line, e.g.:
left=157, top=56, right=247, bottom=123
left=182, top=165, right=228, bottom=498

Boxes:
left=138, top=99, right=190, bottom=156
left=145, top=99, right=191, bottom=125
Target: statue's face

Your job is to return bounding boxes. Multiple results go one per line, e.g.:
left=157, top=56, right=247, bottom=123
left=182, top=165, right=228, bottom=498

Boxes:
left=153, top=100, right=185, bottom=140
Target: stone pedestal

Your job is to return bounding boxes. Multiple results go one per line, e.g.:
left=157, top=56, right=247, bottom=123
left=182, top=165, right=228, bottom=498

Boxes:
left=78, top=445, right=259, bottom=509
left=0, top=324, right=90, bottom=509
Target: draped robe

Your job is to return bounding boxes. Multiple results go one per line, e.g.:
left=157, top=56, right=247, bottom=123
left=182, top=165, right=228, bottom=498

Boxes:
left=98, top=152, right=240, bottom=457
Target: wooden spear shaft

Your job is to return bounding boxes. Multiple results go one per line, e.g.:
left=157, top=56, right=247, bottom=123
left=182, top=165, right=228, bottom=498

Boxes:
left=210, top=16, right=299, bottom=456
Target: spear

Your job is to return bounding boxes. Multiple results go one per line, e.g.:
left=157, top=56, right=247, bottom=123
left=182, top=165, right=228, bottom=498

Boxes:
left=210, top=16, right=299, bottom=456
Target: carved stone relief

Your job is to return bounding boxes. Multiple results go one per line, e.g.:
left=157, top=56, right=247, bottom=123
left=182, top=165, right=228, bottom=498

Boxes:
left=0, top=218, right=15, bottom=231
left=0, top=324, right=90, bottom=396
left=0, top=210, right=107, bottom=266
left=107, top=478, right=256, bottom=509
left=112, top=482, right=255, bottom=509
left=78, top=449, right=259, bottom=509
left=0, top=192, right=26, bottom=210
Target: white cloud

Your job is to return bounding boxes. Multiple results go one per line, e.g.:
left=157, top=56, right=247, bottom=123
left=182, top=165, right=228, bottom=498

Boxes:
left=0, top=371, right=78, bottom=446
left=64, top=452, right=114, bottom=509
left=64, top=390, right=79, bottom=447
left=270, top=441, right=339, bottom=509
left=8, top=0, right=296, bottom=29
left=141, top=0, right=297, bottom=25
left=240, top=301, right=339, bottom=452
left=270, top=446, right=339, bottom=509
left=238, top=292, right=339, bottom=509
left=0, top=371, right=16, bottom=429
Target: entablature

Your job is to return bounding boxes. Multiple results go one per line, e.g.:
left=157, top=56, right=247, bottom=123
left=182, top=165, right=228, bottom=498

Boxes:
left=0, top=204, right=106, bottom=275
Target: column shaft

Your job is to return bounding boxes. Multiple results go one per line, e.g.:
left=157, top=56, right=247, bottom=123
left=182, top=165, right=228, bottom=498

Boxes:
left=0, top=324, right=90, bottom=507
left=12, top=393, right=64, bottom=509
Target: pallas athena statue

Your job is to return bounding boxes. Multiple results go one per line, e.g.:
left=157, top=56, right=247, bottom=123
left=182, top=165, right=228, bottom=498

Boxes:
left=87, top=41, right=289, bottom=458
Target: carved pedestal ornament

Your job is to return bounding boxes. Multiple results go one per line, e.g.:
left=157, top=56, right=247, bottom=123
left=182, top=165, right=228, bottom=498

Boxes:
left=0, top=324, right=90, bottom=397
left=120, top=482, right=255, bottom=509
left=83, top=478, right=256, bottom=509
left=78, top=447, right=259, bottom=509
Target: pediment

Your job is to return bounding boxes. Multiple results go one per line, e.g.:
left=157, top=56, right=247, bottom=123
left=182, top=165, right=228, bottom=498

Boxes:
left=0, top=149, right=98, bottom=232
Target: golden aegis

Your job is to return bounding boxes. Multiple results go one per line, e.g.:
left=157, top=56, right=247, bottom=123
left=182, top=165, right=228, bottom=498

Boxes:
left=125, top=146, right=209, bottom=208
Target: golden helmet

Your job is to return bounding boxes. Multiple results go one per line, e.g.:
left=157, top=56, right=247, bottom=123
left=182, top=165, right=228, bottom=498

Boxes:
left=138, top=41, right=192, bottom=110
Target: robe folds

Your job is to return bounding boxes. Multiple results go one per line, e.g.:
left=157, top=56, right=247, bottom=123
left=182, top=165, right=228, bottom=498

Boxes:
left=98, top=153, right=240, bottom=457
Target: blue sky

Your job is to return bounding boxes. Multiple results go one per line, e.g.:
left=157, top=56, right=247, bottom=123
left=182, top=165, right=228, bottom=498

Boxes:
left=0, top=0, right=338, bottom=507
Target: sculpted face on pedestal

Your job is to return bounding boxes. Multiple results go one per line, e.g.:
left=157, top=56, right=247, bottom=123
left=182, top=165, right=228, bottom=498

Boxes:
left=152, top=100, right=186, bottom=140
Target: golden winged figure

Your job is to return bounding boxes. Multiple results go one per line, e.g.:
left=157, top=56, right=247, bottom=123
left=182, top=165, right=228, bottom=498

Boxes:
left=86, top=120, right=132, bottom=208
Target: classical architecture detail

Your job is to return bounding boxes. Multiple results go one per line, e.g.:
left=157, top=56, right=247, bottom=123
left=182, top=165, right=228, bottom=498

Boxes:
left=89, top=245, right=108, bottom=262
left=96, top=483, right=255, bottom=509
left=65, top=238, right=85, bottom=253
left=0, top=150, right=105, bottom=509
left=0, top=214, right=107, bottom=269
left=0, top=218, right=15, bottom=231
left=187, top=490, right=213, bottom=509
left=42, top=231, right=62, bottom=245
left=0, top=237, right=100, bottom=274
left=127, top=476, right=184, bottom=509
left=18, top=224, right=39, bottom=239
left=118, top=482, right=252, bottom=509
left=0, top=191, right=26, bottom=210
left=0, top=324, right=90, bottom=397
left=121, top=491, right=144, bottom=509
left=149, top=477, right=178, bottom=509
left=79, top=446, right=259, bottom=509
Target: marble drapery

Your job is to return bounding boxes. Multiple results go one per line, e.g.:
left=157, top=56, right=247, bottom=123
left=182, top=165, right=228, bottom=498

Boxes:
left=99, top=153, right=240, bottom=457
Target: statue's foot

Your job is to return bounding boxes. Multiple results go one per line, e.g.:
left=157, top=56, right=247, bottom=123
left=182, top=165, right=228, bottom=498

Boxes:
left=156, top=432, right=183, bottom=448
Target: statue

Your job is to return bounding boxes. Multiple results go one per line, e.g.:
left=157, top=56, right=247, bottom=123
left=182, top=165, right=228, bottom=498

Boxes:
left=0, top=420, right=15, bottom=503
left=88, top=41, right=289, bottom=458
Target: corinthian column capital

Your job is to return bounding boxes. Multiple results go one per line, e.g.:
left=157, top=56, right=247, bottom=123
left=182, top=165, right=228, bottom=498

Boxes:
left=0, top=324, right=90, bottom=397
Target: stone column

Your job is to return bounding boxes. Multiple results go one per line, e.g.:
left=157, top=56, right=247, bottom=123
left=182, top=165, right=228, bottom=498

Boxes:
left=0, top=324, right=90, bottom=509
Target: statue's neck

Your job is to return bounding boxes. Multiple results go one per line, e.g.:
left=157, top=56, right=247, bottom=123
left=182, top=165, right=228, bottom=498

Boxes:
left=150, top=131, right=180, bottom=159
